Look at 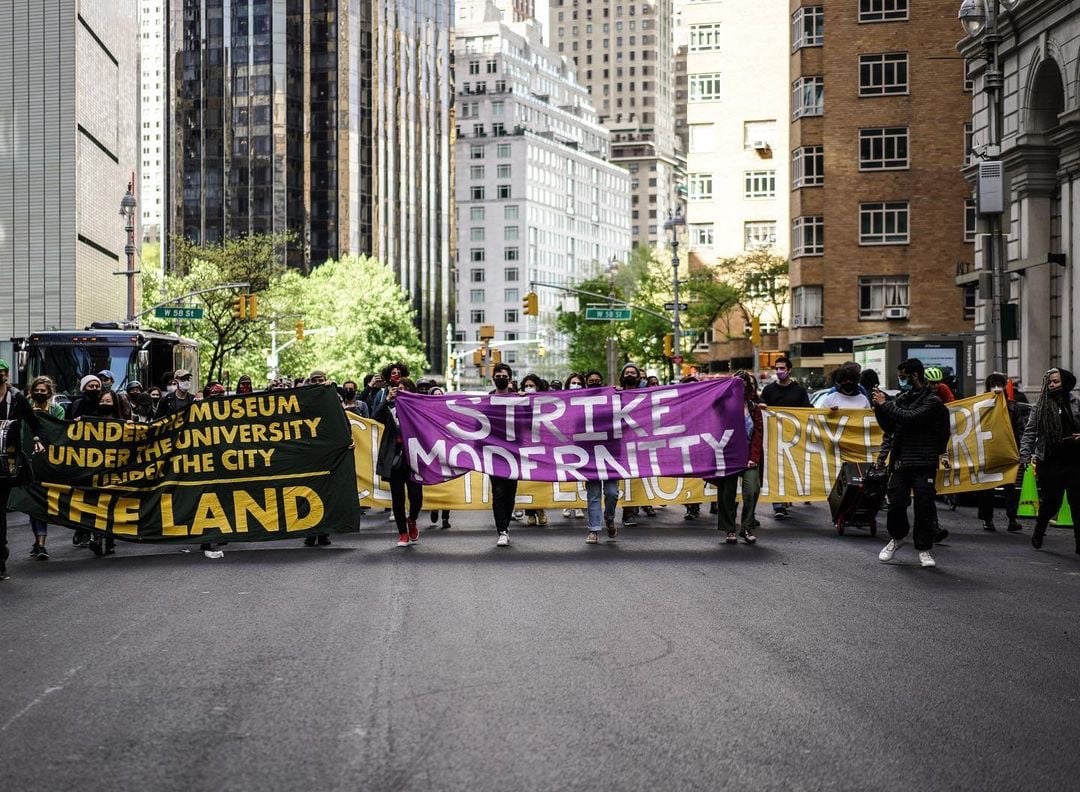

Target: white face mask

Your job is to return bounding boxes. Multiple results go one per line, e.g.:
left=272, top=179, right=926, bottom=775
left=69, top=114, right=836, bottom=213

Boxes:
left=166, top=384, right=177, bottom=394
left=524, top=385, right=537, bottom=393
left=177, top=380, right=192, bottom=393
left=568, top=383, right=582, bottom=390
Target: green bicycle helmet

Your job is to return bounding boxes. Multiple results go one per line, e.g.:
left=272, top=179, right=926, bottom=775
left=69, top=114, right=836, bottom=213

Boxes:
left=924, top=366, right=944, bottom=382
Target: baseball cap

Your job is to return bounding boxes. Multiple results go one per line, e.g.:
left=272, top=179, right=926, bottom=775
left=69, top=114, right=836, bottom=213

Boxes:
left=97, top=369, right=115, bottom=380
left=174, top=368, right=191, bottom=379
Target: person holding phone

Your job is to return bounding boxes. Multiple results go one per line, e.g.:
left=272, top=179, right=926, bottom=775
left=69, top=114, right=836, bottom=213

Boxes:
left=375, top=377, right=423, bottom=547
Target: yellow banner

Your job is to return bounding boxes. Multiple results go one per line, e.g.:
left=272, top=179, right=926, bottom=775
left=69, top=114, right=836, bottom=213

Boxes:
left=350, top=394, right=1018, bottom=509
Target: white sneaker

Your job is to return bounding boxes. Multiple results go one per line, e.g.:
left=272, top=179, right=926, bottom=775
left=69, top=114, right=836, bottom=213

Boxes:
left=919, top=551, right=937, bottom=568
left=562, top=509, right=573, bottom=518
left=574, top=508, right=584, bottom=518
left=203, top=550, right=224, bottom=559
left=511, top=510, right=525, bottom=521
left=496, top=531, right=510, bottom=547
left=585, top=531, right=599, bottom=544
left=878, top=539, right=905, bottom=562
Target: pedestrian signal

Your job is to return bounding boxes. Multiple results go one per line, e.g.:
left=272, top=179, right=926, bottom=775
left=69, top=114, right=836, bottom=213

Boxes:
left=523, top=291, right=538, bottom=316
left=295, top=320, right=305, bottom=341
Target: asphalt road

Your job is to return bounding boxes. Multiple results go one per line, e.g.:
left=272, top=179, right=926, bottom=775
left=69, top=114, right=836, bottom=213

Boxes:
left=2, top=501, right=1079, bottom=792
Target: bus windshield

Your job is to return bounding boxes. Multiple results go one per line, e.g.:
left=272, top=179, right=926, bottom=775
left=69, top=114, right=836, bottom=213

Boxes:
left=25, top=345, right=140, bottom=397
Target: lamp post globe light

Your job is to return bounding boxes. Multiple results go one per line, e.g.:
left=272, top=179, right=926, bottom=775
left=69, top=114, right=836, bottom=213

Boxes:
left=118, top=181, right=138, bottom=323
left=958, top=0, right=987, bottom=36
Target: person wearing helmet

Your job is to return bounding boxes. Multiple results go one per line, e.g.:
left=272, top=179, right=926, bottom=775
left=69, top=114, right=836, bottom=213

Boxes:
left=924, top=366, right=955, bottom=404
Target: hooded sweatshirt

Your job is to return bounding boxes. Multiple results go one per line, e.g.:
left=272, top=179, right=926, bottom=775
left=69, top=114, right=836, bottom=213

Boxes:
left=1019, top=368, right=1080, bottom=464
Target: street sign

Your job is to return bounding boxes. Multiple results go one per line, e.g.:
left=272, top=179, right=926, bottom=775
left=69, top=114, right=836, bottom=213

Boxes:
left=154, top=306, right=204, bottom=320
left=663, top=302, right=689, bottom=311
left=585, top=306, right=632, bottom=321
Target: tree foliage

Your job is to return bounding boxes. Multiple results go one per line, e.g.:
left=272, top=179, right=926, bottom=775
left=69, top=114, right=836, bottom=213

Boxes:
left=716, top=249, right=790, bottom=331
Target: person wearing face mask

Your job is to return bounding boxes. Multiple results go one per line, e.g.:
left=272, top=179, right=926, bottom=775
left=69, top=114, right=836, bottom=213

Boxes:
left=490, top=363, right=519, bottom=547
left=712, top=371, right=764, bottom=545
left=375, top=377, right=425, bottom=547
left=340, top=379, right=369, bottom=418
left=615, top=364, right=650, bottom=526
left=159, top=369, right=195, bottom=416
left=26, top=377, right=63, bottom=559
left=976, top=372, right=1028, bottom=533
left=1019, top=367, right=1080, bottom=554
left=821, top=364, right=871, bottom=410
left=760, top=356, right=811, bottom=519
left=235, top=374, right=255, bottom=396
left=126, top=381, right=155, bottom=423
left=558, top=373, right=588, bottom=519
left=67, top=374, right=104, bottom=420
left=97, top=370, right=132, bottom=419
left=872, top=358, right=951, bottom=569
left=518, top=375, right=549, bottom=528
left=581, top=370, right=621, bottom=544
left=1, top=366, right=46, bottom=577
left=372, top=362, right=410, bottom=412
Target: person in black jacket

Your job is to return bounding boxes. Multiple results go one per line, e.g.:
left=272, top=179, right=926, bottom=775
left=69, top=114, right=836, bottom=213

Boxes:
left=0, top=359, right=45, bottom=580
left=872, top=358, right=950, bottom=569
left=374, top=377, right=424, bottom=547
left=759, top=356, right=810, bottom=519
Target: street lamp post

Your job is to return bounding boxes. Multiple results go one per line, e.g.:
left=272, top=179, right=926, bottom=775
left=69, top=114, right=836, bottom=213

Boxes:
left=663, top=211, right=686, bottom=376
left=606, top=257, right=619, bottom=386
left=118, top=178, right=138, bottom=323
left=958, top=0, right=1014, bottom=374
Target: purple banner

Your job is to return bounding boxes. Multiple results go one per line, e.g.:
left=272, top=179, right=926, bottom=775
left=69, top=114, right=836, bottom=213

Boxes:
left=394, top=379, right=748, bottom=484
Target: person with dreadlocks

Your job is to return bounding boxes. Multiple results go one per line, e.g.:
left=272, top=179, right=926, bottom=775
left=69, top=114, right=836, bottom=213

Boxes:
left=1019, top=368, right=1080, bottom=553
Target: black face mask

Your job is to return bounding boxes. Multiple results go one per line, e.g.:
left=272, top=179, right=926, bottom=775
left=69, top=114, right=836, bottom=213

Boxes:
left=839, top=382, right=857, bottom=395
left=32, top=392, right=49, bottom=404
left=493, top=377, right=510, bottom=388
left=344, top=388, right=357, bottom=399
left=621, top=376, right=639, bottom=388
left=84, top=390, right=101, bottom=403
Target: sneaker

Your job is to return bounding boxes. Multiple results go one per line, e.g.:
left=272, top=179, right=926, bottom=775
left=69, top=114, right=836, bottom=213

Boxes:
left=773, top=506, right=789, bottom=519
left=878, top=539, right=906, bottom=562
left=573, top=508, right=584, bottom=519
left=586, top=531, right=599, bottom=544
left=622, top=509, right=638, bottom=527
left=919, top=550, right=937, bottom=568
left=725, top=532, right=738, bottom=544
left=441, top=519, right=451, bottom=530
left=88, top=538, right=104, bottom=557
left=527, top=513, right=538, bottom=526
left=430, top=510, right=439, bottom=524
left=303, top=536, right=318, bottom=547
left=1007, top=520, right=1023, bottom=532
left=0, top=565, right=8, bottom=581
left=203, top=549, right=225, bottom=559
left=396, top=532, right=410, bottom=547
left=407, top=519, right=420, bottom=544
left=511, top=510, right=525, bottom=521
left=740, top=529, right=757, bottom=545
left=537, top=511, right=548, bottom=526
left=35, top=545, right=49, bottom=561
left=933, top=528, right=949, bottom=543
left=29, top=544, right=40, bottom=559
left=606, top=518, right=618, bottom=539
left=982, top=521, right=997, bottom=532
left=317, top=534, right=332, bottom=546
left=562, top=508, right=573, bottom=518
left=643, top=506, right=657, bottom=517
left=496, top=531, right=510, bottom=547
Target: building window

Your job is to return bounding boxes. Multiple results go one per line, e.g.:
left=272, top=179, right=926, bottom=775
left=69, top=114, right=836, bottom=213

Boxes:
left=504, top=225, right=519, bottom=241
left=470, top=289, right=485, bottom=303
left=792, top=216, right=824, bottom=256
left=792, top=285, right=824, bottom=327
left=859, top=276, right=910, bottom=319
left=470, top=206, right=485, bottom=221
left=470, top=248, right=485, bottom=262
left=505, top=247, right=520, bottom=261
left=859, top=127, right=909, bottom=170
left=470, top=165, right=485, bottom=180
left=689, top=23, right=721, bottom=51
left=504, top=309, right=519, bottom=323
left=744, top=221, right=777, bottom=250
left=963, top=283, right=977, bottom=321
left=859, top=53, right=908, bottom=96
left=471, top=186, right=485, bottom=200
left=859, top=201, right=909, bottom=244
left=690, top=223, right=715, bottom=247
left=470, top=227, right=485, bottom=241
left=497, top=184, right=511, bottom=199
left=744, top=171, right=776, bottom=199
left=504, top=288, right=519, bottom=303
left=792, top=6, right=824, bottom=50
left=689, top=172, right=713, bottom=200
left=859, top=0, right=908, bottom=23
left=470, top=268, right=485, bottom=283
left=496, top=143, right=512, bottom=157
left=792, top=146, right=824, bottom=188
left=965, top=199, right=977, bottom=242
left=468, top=61, right=480, bottom=75
left=792, top=77, right=824, bottom=118
left=497, top=164, right=512, bottom=179
left=505, top=267, right=519, bottom=281
left=504, top=205, right=519, bottom=219
left=470, top=309, right=486, bottom=323
left=470, top=144, right=484, bottom=160
left=744, top=120, right=777, bottom=151
left=688, top=73, right=722, bottom=101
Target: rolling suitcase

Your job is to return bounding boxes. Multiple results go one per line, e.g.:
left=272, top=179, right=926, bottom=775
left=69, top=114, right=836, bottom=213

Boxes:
left=828, top=462, right=886, bottom=536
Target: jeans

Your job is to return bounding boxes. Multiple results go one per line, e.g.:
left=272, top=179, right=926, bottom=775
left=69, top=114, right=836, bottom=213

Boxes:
left=586, top=480, right=619, bottom=530
left=715, top=466, right=761, bottom=533
left=886, top=465, right=939, bottom=551
left=491, top=476, right=518, bottom=532
left=30, top=516, right=48, bottom=539
left=389, top=465, right=423, bottom=532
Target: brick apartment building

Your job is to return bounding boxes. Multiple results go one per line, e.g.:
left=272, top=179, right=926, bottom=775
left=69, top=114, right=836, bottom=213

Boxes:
left=787, top=0, right=975, bottom=380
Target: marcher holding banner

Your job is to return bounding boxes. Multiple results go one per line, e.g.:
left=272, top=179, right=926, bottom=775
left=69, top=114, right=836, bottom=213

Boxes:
left=489, top=363, right=519, bottom=547
left=872, top=359, right=950, bottom=568
left=0, top=359, right=45, bottom=581
left=714, top=371, right=763, bottom=544
left=977, top=373, right=1027, bottom=533
left=1019, top=368, right=1080, bottom=553
left=583, top=371, right=621, bottom=545
left=375, top=377, right=424, bottom=547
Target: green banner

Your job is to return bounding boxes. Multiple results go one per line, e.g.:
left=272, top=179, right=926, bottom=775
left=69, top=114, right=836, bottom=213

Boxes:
left=10, top=387, right=360, bottom=543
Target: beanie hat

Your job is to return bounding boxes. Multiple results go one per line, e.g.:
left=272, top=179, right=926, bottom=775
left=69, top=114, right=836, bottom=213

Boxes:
left=0, top=358, right=8, bottom=371
left=80, top=375, right=102, bottom=391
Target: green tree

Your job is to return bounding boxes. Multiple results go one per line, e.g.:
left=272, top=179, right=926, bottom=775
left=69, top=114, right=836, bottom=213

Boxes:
left=720, top=249, right=790, bottom=331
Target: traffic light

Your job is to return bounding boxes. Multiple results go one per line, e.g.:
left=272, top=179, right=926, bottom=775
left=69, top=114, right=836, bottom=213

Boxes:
left=472, top=349, right=485, bottom=366
left=232, top=294, right=247, bottom=320
left=295, top=320, right=305, bottom=341
left=537, top=344, right=546, bottom=359
left=663, top=333, right=674, bottom=357
left=491, top=348, right=503, bottom=365
left=246, top=294, right=258, bottom=320
left=750, top=316, right=761, bottom=346
left=523, top=291, right=538, bottom=316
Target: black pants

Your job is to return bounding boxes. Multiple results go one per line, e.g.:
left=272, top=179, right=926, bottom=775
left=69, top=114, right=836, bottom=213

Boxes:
left=389, top=465, right=423, bottom=531
left=887, top=465, right=939, bottom=551
left=491, top=476, right=518, bottom=532
left=977, top=484, right=1018, bottom=523
left=1034, top=462, right=1080, bottom=546
left=0, top=482, right=10, bottom=571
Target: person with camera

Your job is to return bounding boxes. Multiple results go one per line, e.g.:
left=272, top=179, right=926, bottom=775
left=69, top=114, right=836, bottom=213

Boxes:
left=375, top=376, right=424, bottom=547
left=872, top=359, right=951, bottom=569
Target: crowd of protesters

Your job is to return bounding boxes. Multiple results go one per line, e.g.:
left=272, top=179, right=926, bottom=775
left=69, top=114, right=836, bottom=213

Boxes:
left=1, top=352, right=1077, bottom=581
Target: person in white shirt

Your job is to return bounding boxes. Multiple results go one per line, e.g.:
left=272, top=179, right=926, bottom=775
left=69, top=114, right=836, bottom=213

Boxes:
left=820, top=363, right=871, bottom=410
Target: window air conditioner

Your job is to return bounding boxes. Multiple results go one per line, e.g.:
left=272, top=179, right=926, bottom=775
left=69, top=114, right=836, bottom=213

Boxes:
left=752, top=139, right=771, bottom=151
left=884, top=306, right=909, bottom=320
